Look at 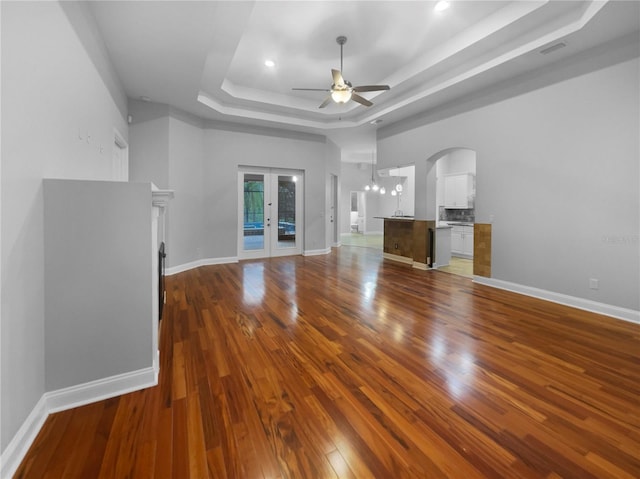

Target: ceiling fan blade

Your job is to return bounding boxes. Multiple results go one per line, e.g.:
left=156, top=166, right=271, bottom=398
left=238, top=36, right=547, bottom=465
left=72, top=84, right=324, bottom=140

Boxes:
left=351, top=93, right=373, bottom=107
left=332, top=69, right=345, bottom=87
left=318, top=95, right=333, bottom=109
left=353, top=85, right=390, bottom=92
left=292, top=88, right=330, bottom=91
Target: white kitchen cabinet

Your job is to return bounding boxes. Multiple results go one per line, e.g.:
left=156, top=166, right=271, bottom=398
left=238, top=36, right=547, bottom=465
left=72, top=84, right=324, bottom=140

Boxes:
left=451, top=226, right=464, bottom=254
left=463, top=226, right=474, bottom=256
left=444, top=173, right=474, bottom=208
left=451, top=224, right=474, bottom=258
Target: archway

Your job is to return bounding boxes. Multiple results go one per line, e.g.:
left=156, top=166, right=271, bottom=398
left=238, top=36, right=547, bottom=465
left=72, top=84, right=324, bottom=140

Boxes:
left=424, top=148, right=481, bottom=277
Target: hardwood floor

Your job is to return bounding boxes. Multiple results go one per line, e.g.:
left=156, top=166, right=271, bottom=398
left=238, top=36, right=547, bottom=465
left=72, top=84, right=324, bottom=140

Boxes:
left=14, top=246, right=640, bottom=478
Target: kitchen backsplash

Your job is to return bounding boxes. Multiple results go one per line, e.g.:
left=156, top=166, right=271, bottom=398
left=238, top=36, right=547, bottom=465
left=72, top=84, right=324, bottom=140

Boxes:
left=440, top=207, right=475, bottom=222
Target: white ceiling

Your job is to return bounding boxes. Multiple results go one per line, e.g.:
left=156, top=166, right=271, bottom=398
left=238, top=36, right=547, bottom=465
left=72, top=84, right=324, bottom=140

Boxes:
left=88, top=1, right=639, bottom=160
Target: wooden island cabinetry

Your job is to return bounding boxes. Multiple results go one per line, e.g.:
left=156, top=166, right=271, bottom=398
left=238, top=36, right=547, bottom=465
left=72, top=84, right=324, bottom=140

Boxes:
left=381, top=217, right=436, bottom=269
left=382, top=217, right=414, bottom=261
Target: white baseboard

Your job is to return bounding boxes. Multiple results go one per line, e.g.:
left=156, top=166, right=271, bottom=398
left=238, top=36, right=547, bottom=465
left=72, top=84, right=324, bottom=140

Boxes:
left=303, top=247, right=331, bottom=256
left=0, top=396, right=48, bottom=479
left=167, top=250, right=336, bottom=274
left=46, top=367, right=157, bottom=413
left=0, top=367, right=156, bottom=479
left=473, top=276, right=640, bottom=324
left=166, top=256, right=238, bottom=275
left=383, top=253, right=413, bottom=265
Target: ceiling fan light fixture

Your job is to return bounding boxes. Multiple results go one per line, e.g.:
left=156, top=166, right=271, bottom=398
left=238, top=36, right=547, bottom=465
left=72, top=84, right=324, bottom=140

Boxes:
left=292, top=36, right=389, bottom=108
left=331, top=89, right=352, bottom=104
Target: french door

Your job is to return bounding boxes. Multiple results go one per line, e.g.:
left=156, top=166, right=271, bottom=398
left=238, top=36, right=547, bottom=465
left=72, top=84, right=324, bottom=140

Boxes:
left=238, top=167, right=303, bottom=259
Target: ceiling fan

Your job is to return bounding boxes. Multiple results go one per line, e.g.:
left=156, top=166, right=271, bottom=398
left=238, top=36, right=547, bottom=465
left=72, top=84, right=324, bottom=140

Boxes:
left=292, top=36, right=390, bottom=108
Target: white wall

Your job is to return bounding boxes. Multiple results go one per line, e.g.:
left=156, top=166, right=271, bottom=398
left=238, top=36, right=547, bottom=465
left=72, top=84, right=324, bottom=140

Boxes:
left=168, top=113, right=206, bottom=267
left=203, top=124, right=329, bottom=260
left=129, top=108, right=334, bottom=269
left=44, top=180, right=153, bottom=391
left=378, top=57, right=639, bottom=312
left=1, top=0, right=128, bottom=456
left=129, top=100, right=170, bottom=189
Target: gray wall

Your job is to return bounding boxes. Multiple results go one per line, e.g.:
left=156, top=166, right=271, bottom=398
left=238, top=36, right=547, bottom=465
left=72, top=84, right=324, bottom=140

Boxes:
left=378, top=57, right=639, bottom=312
left=44, top=180, right=153, bottom=391
left=1, top=1, right=128, bottom=453
left=129, top=107, right=334, bottom=269
left=203, top=122, right=330, bottom=259
left=129, top=101, right=171, bottom=189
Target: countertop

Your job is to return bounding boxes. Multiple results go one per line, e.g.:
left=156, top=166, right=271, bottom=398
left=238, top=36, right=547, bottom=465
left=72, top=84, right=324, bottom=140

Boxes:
left=378, top=217, right=454, bottom=229
left=376, top=216, right=415, bottom=221
left=441, top=221, right=474, bottom=226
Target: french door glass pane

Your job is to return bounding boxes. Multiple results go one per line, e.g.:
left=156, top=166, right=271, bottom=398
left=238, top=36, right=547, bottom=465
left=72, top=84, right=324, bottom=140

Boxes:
left=277, top=176, right=296, bottom=248
left=243, top=173, right=264, bottom=251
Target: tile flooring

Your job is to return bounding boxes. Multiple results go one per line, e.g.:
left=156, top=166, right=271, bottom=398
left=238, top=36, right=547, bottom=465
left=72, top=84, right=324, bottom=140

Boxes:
left=438, top=256, right=473, bottom=277
left=340, top=233, right=383, bottom=249
left=341, top=233, right=473, bottom=278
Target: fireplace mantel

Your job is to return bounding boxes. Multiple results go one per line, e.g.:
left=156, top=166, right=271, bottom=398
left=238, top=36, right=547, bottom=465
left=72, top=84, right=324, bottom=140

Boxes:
left=152, top=185, right=174, bottom=209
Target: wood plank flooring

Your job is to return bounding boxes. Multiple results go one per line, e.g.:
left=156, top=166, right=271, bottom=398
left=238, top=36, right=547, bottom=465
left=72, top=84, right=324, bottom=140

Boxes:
left=14, top=246, right=640, bottom=478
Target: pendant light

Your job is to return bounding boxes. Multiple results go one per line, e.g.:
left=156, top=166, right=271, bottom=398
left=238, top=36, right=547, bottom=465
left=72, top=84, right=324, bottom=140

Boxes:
left=365, top=152, right=377, bottom=191
left=364, top=151, right=386, bottom=194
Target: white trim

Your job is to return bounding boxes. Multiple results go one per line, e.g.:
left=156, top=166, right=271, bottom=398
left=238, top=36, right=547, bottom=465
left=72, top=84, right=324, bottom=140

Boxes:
left=46, top=367, right=157, bottom=414
left=473, top=276, right=640, bottom=324
left=303, top=248, right=331, bottom=256
left=166, top=256, right=238, bottom=276
left=0, top=367, right=155, bottom=479
left=383, top=253, right=413, bottom=265
left=333, top=241, right=342, bottom=248
left=0, top=396, right=48, bottom=479
left=412, top=261, right=430, bottom=270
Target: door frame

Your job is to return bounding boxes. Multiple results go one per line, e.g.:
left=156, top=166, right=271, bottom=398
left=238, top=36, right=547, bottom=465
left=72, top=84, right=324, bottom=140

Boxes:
left=237, top=166, right=304, bottom=260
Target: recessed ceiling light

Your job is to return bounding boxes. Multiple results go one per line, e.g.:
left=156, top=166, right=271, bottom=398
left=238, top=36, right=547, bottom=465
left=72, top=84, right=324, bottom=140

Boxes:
left=434, top=1, right=450, bottom=12
left=264, top=59, right=276, bottom=68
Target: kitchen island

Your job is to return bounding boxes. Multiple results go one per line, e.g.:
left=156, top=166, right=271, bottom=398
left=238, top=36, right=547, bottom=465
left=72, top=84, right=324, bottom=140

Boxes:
left=378, top=217, right=439, bottom=269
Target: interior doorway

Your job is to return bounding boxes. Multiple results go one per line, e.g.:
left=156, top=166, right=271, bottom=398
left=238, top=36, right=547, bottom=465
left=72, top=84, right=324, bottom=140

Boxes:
left=431, top=148, right=477, bottom=278
left=349, top=191, right=365, bottom=234
left=238, top=167, right=303, bottom=259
